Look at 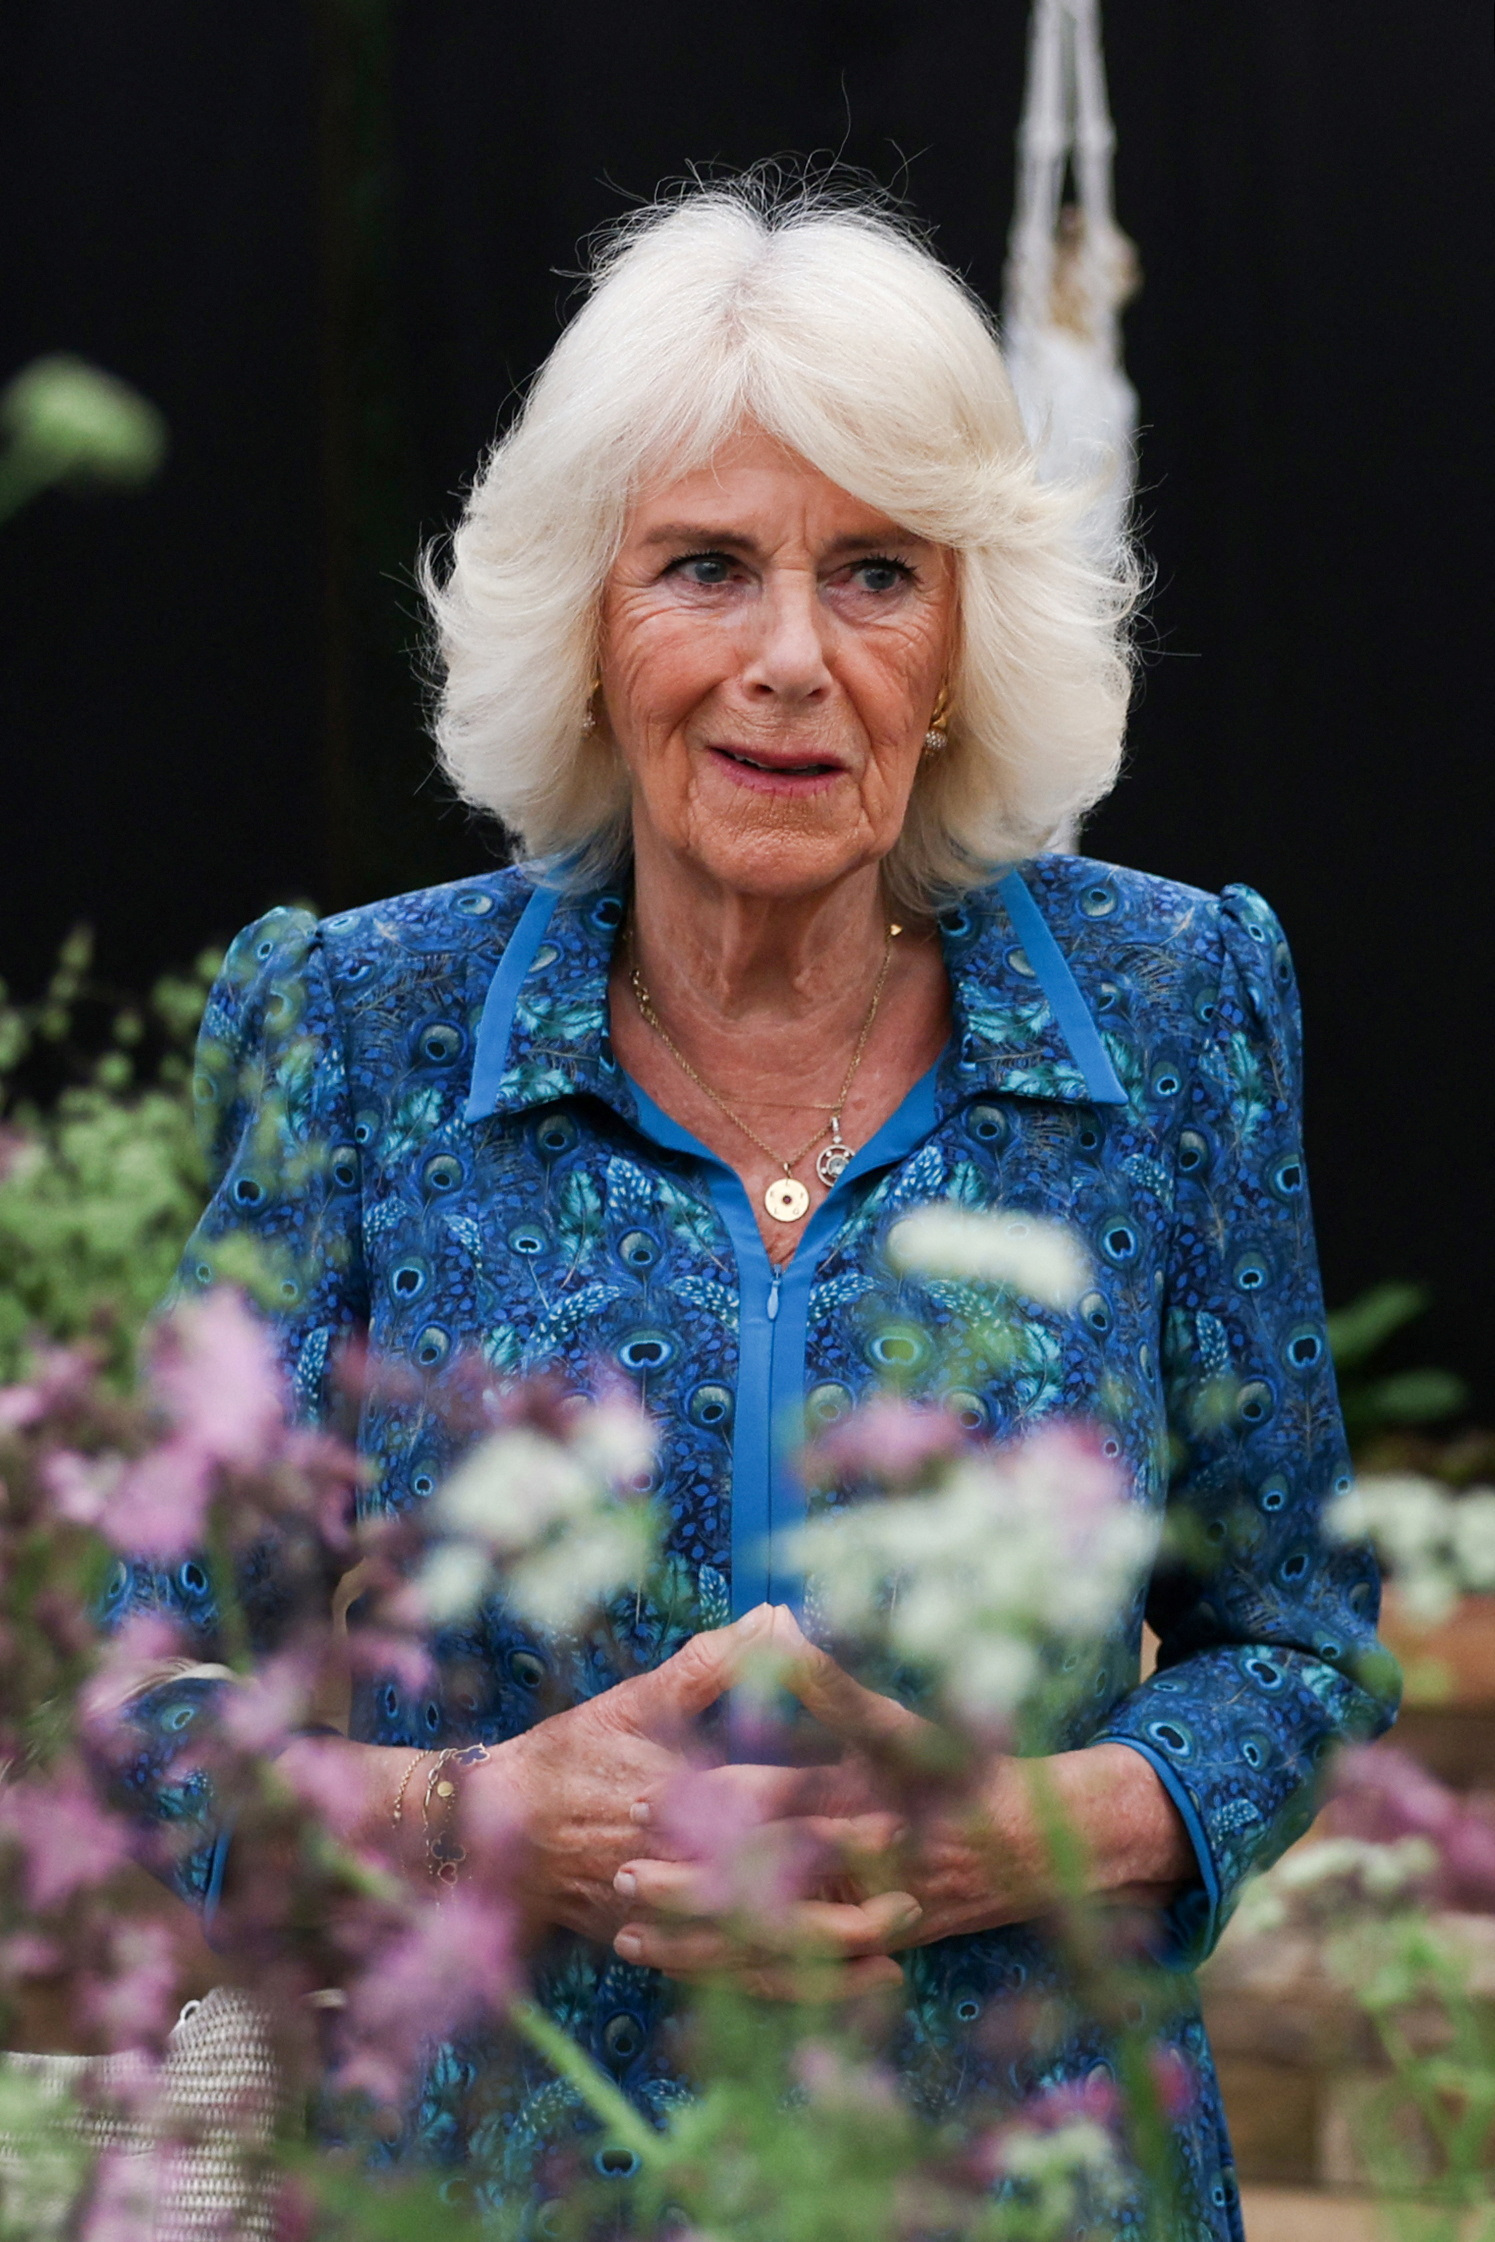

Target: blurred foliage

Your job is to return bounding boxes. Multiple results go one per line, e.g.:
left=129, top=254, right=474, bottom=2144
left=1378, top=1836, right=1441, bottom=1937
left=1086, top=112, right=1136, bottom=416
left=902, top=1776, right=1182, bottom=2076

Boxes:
left=1329, top=1282, right=1471, bottom=1457
left=0, top=929, right=215, bottom=1382
left=0, top=356, right=165, bottom=525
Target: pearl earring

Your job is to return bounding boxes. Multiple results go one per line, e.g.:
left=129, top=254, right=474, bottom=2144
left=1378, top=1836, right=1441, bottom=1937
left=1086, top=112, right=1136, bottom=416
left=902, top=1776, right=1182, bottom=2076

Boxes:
left=581, top=677, right=601, bottom=735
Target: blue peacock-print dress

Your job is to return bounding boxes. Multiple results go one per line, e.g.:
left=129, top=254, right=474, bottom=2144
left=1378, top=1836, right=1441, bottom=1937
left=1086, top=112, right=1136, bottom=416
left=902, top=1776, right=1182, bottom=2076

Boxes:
left=115, top=853, right=1397, bottom=2238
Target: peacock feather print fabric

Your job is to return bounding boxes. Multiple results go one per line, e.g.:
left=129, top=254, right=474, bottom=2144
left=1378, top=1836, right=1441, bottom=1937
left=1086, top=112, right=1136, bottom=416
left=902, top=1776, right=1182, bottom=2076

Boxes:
left=112, top=854, right=1397, bottom=2239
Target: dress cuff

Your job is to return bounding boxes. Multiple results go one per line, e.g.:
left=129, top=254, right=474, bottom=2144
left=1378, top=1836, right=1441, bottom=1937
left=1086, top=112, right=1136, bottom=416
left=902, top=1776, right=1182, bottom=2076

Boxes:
left=1099, top=1735, right=1221, bottom=1972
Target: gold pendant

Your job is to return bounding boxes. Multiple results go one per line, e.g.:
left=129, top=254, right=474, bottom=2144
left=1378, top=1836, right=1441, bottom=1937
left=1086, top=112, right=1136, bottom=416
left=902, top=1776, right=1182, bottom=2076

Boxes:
left=764, top=1175, right=810, bottom=1223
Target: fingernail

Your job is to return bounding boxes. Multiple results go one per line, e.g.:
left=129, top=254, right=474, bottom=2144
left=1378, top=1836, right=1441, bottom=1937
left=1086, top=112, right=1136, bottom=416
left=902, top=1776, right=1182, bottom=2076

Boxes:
left=615, top=1928, right=642, bottom=1959
left=614, top=1869, right=637, bottom=1899
left=629, top=1801, right=651, bottom=1826
left=897, top=1899, right=923, bottom=1927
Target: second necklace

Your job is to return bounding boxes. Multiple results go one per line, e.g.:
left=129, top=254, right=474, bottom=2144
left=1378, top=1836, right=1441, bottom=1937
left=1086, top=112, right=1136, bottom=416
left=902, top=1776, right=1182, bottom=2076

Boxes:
left=628, top=922, right=900, bottom=1223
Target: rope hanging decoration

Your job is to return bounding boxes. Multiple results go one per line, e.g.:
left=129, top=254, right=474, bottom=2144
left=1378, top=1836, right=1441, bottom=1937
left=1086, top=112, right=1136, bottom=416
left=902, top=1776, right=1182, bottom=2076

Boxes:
left=1002, top=0, right=1140, bottom=568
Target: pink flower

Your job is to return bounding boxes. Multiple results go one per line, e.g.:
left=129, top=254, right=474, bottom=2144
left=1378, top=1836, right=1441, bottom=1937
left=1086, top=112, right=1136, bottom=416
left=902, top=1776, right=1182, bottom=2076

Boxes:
left=653, top=1762, right=823, bottom=1917
left=78, top=2144, right=162, bottom=2241
left=219, top=1646, right=318, bottom=1756
left=43, top=1445, right=123, bottom=1526
left=0, top=1931, right=63, bottom=1979
left=81, top=1611, right=188, bottom=1740
left=970, top=2068, right=1122, bottom=2183
left=1332, top=1743, right=1495, bottom=1911
left=150, top=1288, right=288, bottom=1470
left=337, top=1889, right=517, bottom=2104
left=806, top=1397, right=967, bottom=1487
left=278, top=1734, right=373, bottom=1844
left=102, top=1434, right=213, bottom=1559
left=0, top=1344, right=95, bottom=1431
left=345, top=1625, right=436, bottom=1697
left=81, top=1920, right=181, bottom=2050
left=1150, top=2044, right=1196, bottom=2121
left=0, top=1761, right=135, bottom=1909
left=793, top=2040, right=900, bottom=2112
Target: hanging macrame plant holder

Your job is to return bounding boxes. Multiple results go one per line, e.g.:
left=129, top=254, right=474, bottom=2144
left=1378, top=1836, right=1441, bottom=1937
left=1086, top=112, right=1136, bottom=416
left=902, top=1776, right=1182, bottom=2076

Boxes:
left=1003, top=0, right=1139, bottom=565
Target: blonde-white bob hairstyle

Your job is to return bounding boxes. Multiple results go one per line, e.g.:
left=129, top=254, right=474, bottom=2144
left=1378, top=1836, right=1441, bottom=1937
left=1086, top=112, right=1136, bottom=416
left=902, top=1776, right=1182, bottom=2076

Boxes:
left=424, top=174, right=1135, bottom=909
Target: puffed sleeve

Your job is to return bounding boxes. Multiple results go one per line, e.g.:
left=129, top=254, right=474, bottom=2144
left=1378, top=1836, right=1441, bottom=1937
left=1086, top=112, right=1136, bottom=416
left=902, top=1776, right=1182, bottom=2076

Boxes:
left=1098, top=885, right=1399, bottom=1965
left=107, top=907, right=368, bottom=1910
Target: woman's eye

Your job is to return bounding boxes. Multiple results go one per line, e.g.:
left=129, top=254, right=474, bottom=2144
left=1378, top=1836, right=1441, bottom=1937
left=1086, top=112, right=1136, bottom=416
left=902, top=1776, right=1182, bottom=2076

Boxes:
left=670, top=551, right=737, bottom=586
left=849, top=556, right=913, bottom=594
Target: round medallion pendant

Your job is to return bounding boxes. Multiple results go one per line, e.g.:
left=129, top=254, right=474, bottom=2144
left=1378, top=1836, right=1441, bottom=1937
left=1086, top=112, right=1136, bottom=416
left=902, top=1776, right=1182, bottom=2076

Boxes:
left=764, top=1176, right=811, bottom=1223
left=816, top=1141, right=852, bottom=1187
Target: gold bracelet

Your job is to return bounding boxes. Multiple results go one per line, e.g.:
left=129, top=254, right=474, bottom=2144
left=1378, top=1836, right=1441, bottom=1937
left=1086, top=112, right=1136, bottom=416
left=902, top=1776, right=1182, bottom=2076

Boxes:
left=421, top=1743, right=491, bottom=1890
left=391, top=1749, right=430, bottom=1829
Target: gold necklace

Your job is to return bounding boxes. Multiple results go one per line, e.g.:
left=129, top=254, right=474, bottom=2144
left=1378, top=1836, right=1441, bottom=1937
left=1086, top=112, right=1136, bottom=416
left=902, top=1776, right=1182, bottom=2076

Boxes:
left=628, top=920, right=900, bottom=1222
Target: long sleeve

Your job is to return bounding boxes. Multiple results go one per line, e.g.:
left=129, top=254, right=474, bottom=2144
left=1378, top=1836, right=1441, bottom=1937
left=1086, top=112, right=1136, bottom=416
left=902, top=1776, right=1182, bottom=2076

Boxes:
left=107, top=907, right=368, bottom=1906
left=1099, top=885, right=1400, bottom=1964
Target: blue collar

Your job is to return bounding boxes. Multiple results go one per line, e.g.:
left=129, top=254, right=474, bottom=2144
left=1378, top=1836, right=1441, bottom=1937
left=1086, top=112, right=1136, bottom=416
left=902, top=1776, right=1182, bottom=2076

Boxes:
left=463, top=865, right=1125, bottom=1129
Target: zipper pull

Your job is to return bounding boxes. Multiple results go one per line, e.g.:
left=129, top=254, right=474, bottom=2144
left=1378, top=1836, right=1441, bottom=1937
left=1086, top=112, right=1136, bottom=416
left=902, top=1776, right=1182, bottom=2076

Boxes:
left=767, top=1269, right=782, bottom=1322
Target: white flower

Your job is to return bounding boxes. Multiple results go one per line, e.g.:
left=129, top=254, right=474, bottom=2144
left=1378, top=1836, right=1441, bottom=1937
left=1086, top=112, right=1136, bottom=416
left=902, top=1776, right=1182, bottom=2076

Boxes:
left=507, top=1504, right=657, bottom=1632
left=1451, top=1488, right=1495, bottom=1592
left=1330, top=1473, right=1495, bottom=1625
left=436, top=1428, right=595, bottom=1549
left=790, top=1427, right=1150, bottom=1724
left=567, top=1394, right=655, bottom=1488
left=419, top=1407, right=660, bottom=1633
left=999, top=2118, right=1124, bottom=2208
left=1272, top=1834, right=1437, bottom=1898
left=888, top=1206, right=1089, bottom=1311
left=418, top=1539, right=494, bottom=1624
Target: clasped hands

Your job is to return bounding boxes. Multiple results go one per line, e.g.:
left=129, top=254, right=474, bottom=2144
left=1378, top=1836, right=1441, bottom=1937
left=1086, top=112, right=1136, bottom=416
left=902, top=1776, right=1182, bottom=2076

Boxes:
left=499, top=1604, right=1185, bottom=2002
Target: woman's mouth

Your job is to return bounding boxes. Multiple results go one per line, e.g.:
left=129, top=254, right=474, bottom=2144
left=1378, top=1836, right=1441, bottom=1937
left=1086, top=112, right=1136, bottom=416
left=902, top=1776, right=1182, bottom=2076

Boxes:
left=706, top=744, right=845, bottom=795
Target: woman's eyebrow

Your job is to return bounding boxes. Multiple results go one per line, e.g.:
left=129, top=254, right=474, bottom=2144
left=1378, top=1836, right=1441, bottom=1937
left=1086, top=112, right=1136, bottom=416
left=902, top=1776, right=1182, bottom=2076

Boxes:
left=636, top=523, right=921, bottom=555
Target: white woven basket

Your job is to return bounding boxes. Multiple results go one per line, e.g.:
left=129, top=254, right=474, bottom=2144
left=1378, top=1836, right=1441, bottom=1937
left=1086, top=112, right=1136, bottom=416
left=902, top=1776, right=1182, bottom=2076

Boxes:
left=0, top=1986, right=281, bottom=2240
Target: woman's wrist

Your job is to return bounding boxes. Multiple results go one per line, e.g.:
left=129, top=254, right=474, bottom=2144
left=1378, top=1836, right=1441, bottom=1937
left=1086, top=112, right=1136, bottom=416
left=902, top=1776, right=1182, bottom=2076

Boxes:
left=1025, top=1743, right=1195, bottom=1898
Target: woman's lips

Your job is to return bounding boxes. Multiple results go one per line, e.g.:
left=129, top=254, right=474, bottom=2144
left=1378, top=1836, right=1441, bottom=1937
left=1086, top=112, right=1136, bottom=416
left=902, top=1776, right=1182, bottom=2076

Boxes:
left=704, top=744, right=846, bottom=796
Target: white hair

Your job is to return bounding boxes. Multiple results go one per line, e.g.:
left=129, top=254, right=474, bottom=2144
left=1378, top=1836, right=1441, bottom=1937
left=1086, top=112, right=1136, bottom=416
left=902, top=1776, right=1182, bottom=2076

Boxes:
left=423, top=175, right=1137, bottom=908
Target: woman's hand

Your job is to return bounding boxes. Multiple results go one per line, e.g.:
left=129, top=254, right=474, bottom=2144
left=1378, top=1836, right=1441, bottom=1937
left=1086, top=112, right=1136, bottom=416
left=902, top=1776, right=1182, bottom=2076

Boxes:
left=485, top=1606, right=839, bottom=1947
left=610, top=1610, right=1194, bottom=1991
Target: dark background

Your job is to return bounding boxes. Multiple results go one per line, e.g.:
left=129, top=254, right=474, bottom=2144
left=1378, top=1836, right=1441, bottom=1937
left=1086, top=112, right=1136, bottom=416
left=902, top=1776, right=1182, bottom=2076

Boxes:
left=3, top=3, right=1491, bottom=1405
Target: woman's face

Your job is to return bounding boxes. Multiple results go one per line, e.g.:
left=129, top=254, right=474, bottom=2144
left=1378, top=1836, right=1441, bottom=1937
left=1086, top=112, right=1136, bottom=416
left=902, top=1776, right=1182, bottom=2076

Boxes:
left=599, top=426, right=955, bottom=901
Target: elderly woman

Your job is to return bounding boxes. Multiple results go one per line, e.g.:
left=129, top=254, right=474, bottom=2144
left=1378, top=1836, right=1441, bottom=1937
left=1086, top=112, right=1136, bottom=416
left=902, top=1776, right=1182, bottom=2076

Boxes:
left=131, top=181, right=1392, bottom=2234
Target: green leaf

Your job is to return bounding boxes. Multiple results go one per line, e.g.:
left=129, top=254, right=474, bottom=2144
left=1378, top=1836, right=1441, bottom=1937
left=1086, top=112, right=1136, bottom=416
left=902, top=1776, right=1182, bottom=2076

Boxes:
left=1326, top=1282, right=1428, bottom=1370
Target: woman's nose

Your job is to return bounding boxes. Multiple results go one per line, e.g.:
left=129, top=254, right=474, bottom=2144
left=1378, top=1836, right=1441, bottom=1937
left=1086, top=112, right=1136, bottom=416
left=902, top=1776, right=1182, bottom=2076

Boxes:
left=739, top=568, right=833, bottom=704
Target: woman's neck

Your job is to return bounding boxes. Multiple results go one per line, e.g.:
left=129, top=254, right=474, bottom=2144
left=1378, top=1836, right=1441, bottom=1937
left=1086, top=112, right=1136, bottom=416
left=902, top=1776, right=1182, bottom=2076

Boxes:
left=626, top=827, right=892, bottom=1036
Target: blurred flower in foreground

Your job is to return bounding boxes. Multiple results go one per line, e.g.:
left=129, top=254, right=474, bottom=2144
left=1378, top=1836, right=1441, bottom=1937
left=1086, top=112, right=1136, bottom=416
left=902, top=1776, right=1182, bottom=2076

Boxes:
left=416, top=1393, right=659, bottom=1630
left=888, top=1205, right=1089, bottom=1311
left=336, top=1889, right=518, bottom=2107
left=794, top=1423, right=1151, bottom=1728
left=1329, top=1472, right=1495, bottom=1625
left=0, top=355, right=166, bottom=523
left=651, top=1761, right=825, bottom=1921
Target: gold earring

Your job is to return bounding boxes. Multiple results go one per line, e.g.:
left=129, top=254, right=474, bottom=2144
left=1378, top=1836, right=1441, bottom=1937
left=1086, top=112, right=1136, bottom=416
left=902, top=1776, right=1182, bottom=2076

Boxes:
left=923, top=681, right=951, bottom=757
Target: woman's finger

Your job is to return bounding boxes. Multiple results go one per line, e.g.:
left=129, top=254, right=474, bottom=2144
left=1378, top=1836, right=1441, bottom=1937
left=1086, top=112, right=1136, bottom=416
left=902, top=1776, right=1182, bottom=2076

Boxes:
left=765, top=1612, right=938, bottom=1756
left=614, top=1919, right=737, bottom=1973
left=782, top=1887, right=924, bottom=1955
left=619, top=1604, right=780, bottom=1730
left=614, top=1811, right=907, bottom=1918
left=615, top=1886, right=921, bottom=1972
left=613, top=1857, right=707, bottom=1916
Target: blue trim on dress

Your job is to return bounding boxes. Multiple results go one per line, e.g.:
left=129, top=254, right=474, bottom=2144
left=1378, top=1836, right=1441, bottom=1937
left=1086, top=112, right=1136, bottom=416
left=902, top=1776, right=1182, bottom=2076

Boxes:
left=1100, top=1734, right=1221, bottom=1969
left=201, top=1815, right=237, bottom=1947
left=996, top=870, right=1128, bottom=1105
left=464, top=879, right=563, bottom=1123
left=625, top=1060, right=944, bottom=1618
